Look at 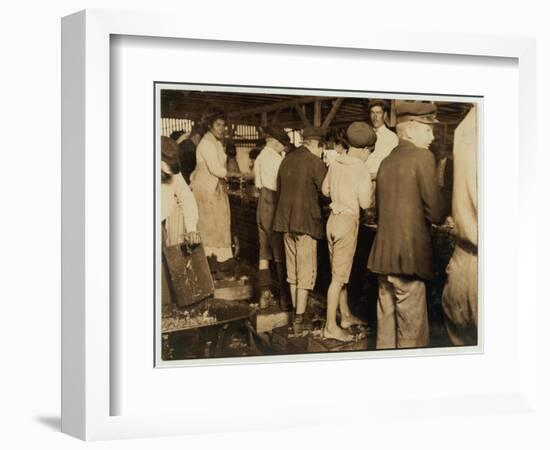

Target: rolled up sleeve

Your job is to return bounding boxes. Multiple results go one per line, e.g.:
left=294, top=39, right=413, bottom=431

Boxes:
left=175, top=175, right=199, bottom=232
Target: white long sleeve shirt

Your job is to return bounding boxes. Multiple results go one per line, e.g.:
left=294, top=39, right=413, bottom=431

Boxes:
left=321, top=154, right=372, bottom=216
left=254, top=144, right=283, bottom=191
left=452, top=106, right=477, bottom=246
left=365, top=124, right=399, bottom=178
left=161, top=171, right=199, bottom=235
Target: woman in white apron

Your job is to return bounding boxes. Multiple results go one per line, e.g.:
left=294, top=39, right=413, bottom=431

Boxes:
left=190, top=112, right=240, bottom=263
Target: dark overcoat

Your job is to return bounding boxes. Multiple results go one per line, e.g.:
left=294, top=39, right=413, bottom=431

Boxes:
left=367, top=139, right=449, bottom=280
left=272, top=146, right=327, bottom=240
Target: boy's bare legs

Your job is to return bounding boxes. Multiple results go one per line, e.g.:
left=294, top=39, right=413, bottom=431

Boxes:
left=339, top=288, right=366, bottom=329
left=289, top=283, right=297, bottom=309
left=258, top=258, right=273, bottom=309
left=323, top=280, right=352, bottom=341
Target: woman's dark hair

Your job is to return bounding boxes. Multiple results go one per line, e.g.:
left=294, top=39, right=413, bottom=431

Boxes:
left=326, top=128, right=349, bottom=150
left=170, top=130, right=184, bottom=141
left=190, top=122, right=205, bottom=137
left=204, top=110, right=227, bottom=129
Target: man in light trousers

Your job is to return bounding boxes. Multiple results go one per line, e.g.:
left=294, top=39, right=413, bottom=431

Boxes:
left=368, top=101, right=448, bottom=349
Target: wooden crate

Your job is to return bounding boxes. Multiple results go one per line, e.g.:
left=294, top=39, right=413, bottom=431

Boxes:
left=253, top=305, right=291, bottom=333
left=214, top=278, right=253, bottom=301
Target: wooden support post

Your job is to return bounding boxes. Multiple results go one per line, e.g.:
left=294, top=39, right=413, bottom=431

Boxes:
left=261, top=111, right=268, bottom=128
left=272, top=109, right=281, bottom=125
left=313, top=100, right=322, bottom=126
left=321, top=98, right=344, bottom=128
left=295, top=105, right=311, bottom=127
left=389, top=99, right=397, bottom=127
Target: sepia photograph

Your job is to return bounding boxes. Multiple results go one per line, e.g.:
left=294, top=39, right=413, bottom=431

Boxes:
left=155, top=84, right=480, bottom=364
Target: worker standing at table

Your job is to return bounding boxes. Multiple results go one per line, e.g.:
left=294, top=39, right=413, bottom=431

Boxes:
left=322, top=124, right=373, bottom=341
left=441, top=105, right=478, bottom=346
left=368, top=101, right=448, bottom=349
left=178, top=124, right=204, bottom=184
left=190, top=111, right=241, bottom=269
left=253, top=126, right=292, bottom=311
left=160, top=136, right=201, bottom=305
left=365, top=99, right=399, bottom=179
left=273, top=126, right=327, bottom=328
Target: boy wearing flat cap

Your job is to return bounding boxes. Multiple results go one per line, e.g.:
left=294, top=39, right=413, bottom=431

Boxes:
left=273, top=126, right=327, bottom=328
left=253, top=126, right=292, bottom=311
left=368, top=101, right=449, bottom=349
left=346, top=121, right=377, bottom=163
left=321, top=125, right=373, bottom=341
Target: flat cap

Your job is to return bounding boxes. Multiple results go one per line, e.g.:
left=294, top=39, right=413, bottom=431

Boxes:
left=395, top=100, right=439, bottom=124
left=346, top=121, right=377, bottom=148
left=264, top=125, right=291, bottom=146
left=302, top=126, right=326, bottom=140
left=368, top=99, right=389, bottom=111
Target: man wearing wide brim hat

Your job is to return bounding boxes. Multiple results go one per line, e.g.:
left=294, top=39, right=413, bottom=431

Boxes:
left=367, top=101, right=449, bottom=349
left=254, top=126, right=292, bottom=310
left=273, top=126, right=328, bottom=328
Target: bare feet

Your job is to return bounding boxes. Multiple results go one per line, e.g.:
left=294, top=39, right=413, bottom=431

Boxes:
left=340, top=315, right=366, bottom=329
left=323, top=325, right=353, bottom=342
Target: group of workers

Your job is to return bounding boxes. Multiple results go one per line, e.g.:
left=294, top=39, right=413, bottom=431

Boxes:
left=161, top=98, right=478, bottom=350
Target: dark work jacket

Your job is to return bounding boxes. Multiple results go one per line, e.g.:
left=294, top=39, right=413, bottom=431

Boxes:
left=178, top=139, right=197, bottom=184
left=273, top=146, right=327, bottom=240
left=367, top=139, right=449, bottom=280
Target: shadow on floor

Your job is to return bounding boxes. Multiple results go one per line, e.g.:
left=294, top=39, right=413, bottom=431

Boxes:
left=34, top=415, right=61, bottom=431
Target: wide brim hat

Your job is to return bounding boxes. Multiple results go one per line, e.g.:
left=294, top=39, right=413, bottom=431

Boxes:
left=302, top=126, right=326, bottom=140
left=263, top=125, right=291, bottom=146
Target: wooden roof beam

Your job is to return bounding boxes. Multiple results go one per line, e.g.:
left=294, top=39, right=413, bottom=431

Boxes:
left=321, top=98, right=344, bottom=128
left=227, top=96, right=333, bottom=119
left=295, top=105, right=311, bottom=127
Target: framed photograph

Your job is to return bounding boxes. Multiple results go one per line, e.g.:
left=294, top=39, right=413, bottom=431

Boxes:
left=62, top=9, right=537, bottom=441
left=154, top=83, right=482, bottom=367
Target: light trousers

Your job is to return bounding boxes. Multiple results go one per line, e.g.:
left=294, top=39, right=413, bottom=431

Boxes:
left=376, top=275, right=429, bottom=349
left=442, top=245, right=478, bottom=346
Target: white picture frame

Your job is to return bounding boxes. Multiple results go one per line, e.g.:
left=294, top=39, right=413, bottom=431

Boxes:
left=61, top=9, right=537, bottom=441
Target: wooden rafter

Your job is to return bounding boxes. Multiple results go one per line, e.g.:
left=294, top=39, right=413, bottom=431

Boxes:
left=321, top=98, right=344, bottom=128
left=295, top=105, right=311, bottom=127
left=271, top=108, right=281, bottom=124
left=313, top=100, right=322, bottom=126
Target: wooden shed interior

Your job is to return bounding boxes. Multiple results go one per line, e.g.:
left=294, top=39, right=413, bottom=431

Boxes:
left=160, top=88, right=474, bottom=147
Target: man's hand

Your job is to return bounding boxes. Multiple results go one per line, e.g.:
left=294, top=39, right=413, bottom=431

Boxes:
left=232, top=235, right=240, bottom=258
left=241, top=172, right=254, bottom=182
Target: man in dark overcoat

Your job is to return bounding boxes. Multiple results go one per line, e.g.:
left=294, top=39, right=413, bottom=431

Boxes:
left=273, top=126, right=327, bottom=327
left=367, top=101, right=449, bottom=349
